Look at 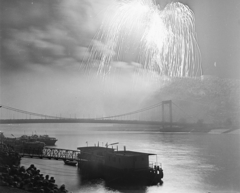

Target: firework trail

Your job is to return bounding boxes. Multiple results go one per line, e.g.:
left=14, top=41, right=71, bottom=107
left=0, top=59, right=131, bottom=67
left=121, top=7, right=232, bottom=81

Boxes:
left=87, top=0, right=202, bottom=78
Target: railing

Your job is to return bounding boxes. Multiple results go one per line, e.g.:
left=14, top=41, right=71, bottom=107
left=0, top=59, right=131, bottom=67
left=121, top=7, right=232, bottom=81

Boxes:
left=149, top=162, right=162, bottom=169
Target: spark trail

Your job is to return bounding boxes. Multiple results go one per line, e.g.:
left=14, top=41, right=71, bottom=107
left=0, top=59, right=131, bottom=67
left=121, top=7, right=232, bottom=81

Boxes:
left=87, top=0, right=202, bottom=78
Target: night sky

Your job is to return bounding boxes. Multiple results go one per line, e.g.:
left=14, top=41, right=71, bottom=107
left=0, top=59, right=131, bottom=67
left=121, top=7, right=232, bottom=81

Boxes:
left=0, top=0, right=240, bottom=117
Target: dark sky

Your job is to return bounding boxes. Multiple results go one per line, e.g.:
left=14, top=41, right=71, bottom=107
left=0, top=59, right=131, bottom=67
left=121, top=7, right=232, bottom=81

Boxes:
left=0, top=0, right=239, bottom=116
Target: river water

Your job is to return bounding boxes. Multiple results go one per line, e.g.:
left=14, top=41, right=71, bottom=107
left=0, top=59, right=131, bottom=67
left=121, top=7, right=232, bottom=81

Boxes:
left=1, top=123, right=240, bottom=193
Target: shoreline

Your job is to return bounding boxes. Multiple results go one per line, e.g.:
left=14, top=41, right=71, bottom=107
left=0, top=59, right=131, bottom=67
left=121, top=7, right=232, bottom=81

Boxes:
left=0, top=186, right=29, bottom=193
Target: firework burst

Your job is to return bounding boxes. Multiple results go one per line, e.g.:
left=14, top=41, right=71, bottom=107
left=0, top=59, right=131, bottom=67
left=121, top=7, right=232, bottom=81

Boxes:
left=87, top=0, right=202, bottom=77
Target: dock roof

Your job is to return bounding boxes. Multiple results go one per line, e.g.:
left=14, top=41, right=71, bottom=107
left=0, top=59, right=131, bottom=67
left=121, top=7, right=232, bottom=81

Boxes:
left=114, top=151, right=155, bottom=156
left=77, top=146, right=114, bottom=151
left=77, top=146, right=155, bottom=156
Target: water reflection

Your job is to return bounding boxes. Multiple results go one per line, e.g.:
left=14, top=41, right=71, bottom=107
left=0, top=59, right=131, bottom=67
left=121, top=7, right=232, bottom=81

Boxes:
left=82, top=180, right=149, bottom=193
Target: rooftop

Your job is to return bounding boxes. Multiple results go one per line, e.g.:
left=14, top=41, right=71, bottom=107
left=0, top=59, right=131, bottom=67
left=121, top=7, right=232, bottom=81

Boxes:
left=114, top=151, right=155, bottom=157
left=77, top=146, right=114, bottom=151
left=77, top=146, right=155, bottom=156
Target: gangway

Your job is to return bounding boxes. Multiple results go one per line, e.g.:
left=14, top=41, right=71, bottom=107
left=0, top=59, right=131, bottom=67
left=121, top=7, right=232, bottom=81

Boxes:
left=20, top=147, right=80, bottom=161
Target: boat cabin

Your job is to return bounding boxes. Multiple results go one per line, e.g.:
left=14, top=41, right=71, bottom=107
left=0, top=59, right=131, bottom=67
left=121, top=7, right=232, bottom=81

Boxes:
left=77, top=146, right=155, bottom=170
left=77, top=146, right=114, bottom=162
left=106, top=150, right=154, bottom=170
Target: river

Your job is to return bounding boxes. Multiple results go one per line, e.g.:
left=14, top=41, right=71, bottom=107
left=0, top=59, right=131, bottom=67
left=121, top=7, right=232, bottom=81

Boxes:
left=1, top=123, right=239, bottom=193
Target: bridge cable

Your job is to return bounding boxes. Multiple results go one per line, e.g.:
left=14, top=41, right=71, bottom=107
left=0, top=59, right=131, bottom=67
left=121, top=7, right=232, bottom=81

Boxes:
left=95, top=102, right=163, bottom=120
left=1, top=102, right=163, bottom=121
left=0, top=105, right=61, bottom=119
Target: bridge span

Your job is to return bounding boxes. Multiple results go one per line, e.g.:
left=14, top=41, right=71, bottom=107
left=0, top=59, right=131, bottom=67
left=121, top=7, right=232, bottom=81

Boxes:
left=0, top=100, right=176, bottom=125
left=0, top=117, right=179, bottom=126
left=0, top=100, right=223, bottom=132
left=0, top=118, right=210, bottom=131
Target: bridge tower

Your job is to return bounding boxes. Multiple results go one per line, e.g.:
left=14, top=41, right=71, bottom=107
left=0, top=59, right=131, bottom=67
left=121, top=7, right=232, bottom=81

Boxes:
left=162, top=100, right=172, bottom=125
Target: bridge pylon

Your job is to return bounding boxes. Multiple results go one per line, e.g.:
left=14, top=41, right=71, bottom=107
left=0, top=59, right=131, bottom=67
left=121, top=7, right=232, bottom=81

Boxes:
left=162, top=100, right=172, bottom=127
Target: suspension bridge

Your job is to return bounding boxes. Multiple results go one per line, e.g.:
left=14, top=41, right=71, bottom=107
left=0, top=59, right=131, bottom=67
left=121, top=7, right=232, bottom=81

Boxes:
left=0, top=100, right=216, bottom=132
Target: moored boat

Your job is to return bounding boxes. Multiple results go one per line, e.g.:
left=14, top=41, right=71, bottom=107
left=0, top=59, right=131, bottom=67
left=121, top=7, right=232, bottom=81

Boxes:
left=64, top=160, right=78, bottom=166
left=19, top=134, right=57, bottom=146
left=77, top=144, right=163, bottom=185
left=1, top=132, right=45, bottom=154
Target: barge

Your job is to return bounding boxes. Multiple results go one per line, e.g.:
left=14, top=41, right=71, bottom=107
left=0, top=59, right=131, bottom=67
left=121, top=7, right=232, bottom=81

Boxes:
left=77, top=144, right=163, bottom=185
left=19, top=134, right=57, bottom=146
left=1, top=132, right=45, bottom=154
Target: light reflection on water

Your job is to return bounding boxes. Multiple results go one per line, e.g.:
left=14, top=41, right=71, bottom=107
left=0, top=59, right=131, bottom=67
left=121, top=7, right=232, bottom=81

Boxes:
left=1, top=123, right=240, bottom=193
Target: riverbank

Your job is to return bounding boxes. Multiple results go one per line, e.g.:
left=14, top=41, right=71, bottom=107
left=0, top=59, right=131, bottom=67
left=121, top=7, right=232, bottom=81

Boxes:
left=0, top=139, right=70, bottom=193
left=0, top=164, right=69, bottom=193
left=0, top=186, right=29, bottom=193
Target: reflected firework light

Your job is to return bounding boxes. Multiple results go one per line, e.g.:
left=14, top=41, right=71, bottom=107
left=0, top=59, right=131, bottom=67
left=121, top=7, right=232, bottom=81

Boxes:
left=88, top=0, right=202, bottom=78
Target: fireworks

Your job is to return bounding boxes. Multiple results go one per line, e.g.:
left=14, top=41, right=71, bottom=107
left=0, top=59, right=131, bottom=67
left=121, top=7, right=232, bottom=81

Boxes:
left=87, top=0, right=202, bottom=77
